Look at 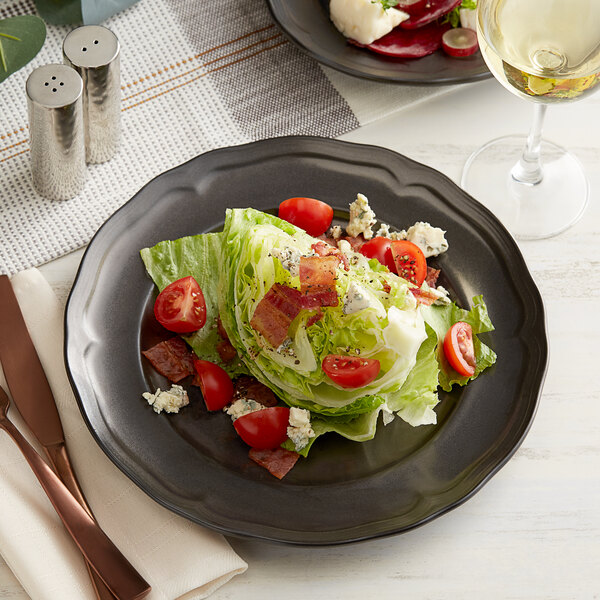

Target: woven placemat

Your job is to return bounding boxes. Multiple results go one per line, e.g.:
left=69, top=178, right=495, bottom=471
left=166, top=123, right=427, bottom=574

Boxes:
left=0, top=0, right=457, bottom=274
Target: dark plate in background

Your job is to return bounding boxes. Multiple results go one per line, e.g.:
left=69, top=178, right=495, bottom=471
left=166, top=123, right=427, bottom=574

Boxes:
left=65, top=136, right=546, bottom=545
left=266, top=0, right=491, bottom=84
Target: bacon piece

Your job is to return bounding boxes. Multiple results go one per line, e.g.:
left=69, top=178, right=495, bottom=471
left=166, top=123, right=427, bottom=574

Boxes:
left=142, top=337, right=195, bottom=382
left=306, top=309, right=324, bottom=328
left=410, top=287, right=439, bottom=306
left=215, top=316, right=237, bottom=362
left=400, top=0, right=462, bottom=29
left=250, top=284, right=303, bottom=348
left=317, top=234, right=338, bottom=247
left=299, top=255, right=340, bottom=308
left=217, top=340, right=237, bottom=362
left=425, top=267, right=440, bottom=287
left=217, top=316, right=229, bottom=340
left=382, top=281, right=391, bottom=294
left=233, top=375, right=278, bottom=407
left=249, top=447, right=300, bottom=479
left=342, top=235, right=365, bottom=252
left=311, top=240, right=349, bottom=271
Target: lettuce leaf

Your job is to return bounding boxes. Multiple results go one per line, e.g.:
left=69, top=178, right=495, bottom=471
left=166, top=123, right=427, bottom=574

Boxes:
left=386, top=323, right=440, bottom=426
left=445, top=0, right=478, bottom=27
left=140, top=233, right=248, bottom=377
left=422, top=295, right=496, bottom=392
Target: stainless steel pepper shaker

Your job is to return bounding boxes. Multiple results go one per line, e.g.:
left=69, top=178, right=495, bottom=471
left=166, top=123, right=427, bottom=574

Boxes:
left=63, top=25, right=121, bottom=164
left=26, top=64, right=86, bottom=201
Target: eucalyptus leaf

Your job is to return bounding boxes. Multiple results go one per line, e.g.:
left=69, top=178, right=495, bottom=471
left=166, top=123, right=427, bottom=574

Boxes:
left=0, top=16, right=46, bottom=84
left=34, top=0, right=82, bottom=25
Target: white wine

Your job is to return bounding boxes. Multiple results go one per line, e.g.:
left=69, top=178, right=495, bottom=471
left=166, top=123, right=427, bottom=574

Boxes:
left=478, top=0, right=600, bottom=103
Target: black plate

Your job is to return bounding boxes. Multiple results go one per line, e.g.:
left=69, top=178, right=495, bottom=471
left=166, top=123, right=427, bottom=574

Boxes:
left=65, top=136, right=547, bottom=545
left=266, top=0, right=491, bottom=84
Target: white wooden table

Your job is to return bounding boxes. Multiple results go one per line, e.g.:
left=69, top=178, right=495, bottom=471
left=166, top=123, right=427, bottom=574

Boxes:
left=2, top=77, right=599, bottom=599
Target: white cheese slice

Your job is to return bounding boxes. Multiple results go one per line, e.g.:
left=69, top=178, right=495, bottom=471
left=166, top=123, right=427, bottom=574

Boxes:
left=330, top=0, right=409, bottom=47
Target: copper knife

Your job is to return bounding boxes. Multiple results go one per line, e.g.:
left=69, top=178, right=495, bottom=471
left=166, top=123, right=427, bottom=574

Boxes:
left=0, top=274, right=151, bottom=600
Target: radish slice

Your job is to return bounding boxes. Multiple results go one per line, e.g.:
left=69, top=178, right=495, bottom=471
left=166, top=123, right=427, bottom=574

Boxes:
left=395, top=0, right=429, bottom=13
left=400, top=0, right=462, bottom=29
left=441, top=27, right=479, bottom=57
left=352, top=21, right=451, bottom=58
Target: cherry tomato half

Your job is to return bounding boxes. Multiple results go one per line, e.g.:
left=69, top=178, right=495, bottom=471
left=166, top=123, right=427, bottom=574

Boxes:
left=154, top=276, right=207, bottom=333
left=193, top=358, right=234, bottom=411
left=443, top=322, right=476, bottom=377
left=278, top=197, right=334, bottom=237
left=322, top=354, right=381, bottom=389
left=359, top=237, right=396, bottom=273
left=390, top=240, right=427, bottom=286
left=234, top=406, right=290, bottom=450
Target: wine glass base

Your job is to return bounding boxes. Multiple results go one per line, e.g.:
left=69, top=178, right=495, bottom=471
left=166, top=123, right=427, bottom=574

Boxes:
left=461, top=135, right=589, bottom=240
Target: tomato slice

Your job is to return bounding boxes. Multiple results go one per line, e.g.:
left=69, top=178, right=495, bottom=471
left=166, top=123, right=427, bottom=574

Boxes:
left=234, top=406, right=290, bottom=450
left=443, top=322, right=476, bottom=377
left=390, top=240, right=427, bottom=286
left=278, top=197, right=334, bottom=237
left=322, top=354, right=380, bottom=389
left=359, top=237, right=396, bottom=273
left=154, top=276, right=207, bottom=333
left=193, top=358, right=234, bottom=411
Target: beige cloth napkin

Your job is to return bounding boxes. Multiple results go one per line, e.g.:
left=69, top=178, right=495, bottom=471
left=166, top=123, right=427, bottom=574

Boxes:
left=0, top=269, right=247, bottom=600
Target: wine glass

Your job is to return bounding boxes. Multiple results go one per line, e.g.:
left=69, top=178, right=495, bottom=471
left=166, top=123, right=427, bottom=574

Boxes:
left=461, top=0, right=600, bottom=240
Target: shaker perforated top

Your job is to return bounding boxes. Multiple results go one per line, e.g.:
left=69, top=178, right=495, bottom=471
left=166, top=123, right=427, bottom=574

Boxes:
left=63, top=25, right=119, bottom=69
left=26, top=63, right=83, bottom=109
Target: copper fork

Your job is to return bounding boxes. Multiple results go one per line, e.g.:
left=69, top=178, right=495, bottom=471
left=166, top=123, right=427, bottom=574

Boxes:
left=0, top=385, right=150, bottom=600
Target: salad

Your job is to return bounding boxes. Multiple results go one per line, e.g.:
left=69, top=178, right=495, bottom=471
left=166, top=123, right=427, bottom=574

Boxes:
left=330, top=0, right=479, bottom=59
left=139, top=194, right=496, bottom=479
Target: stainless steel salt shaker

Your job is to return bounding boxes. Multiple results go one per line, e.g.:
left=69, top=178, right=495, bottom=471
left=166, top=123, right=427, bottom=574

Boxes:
left=26, top=64, right=86, bottom=201
left=63, top=25, right=121, bottom=164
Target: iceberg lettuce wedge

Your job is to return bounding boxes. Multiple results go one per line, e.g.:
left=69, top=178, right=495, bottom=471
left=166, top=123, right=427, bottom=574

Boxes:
left=218, top=209, right=430, bottom=414
left=140, top=207, right=496, bottom=458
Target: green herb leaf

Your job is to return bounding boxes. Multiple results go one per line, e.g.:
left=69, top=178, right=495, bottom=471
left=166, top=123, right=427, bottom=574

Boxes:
left=372, top=0, right=400, bottom=9
left=34, top=0, right=82, bottom=25
left=444, top=0, right=478, bottom=27
left=0, top=16, right=46, bottom=83
left=0, top=33, right=22, bottom=41
left=0, top=41, right=8, bottom=73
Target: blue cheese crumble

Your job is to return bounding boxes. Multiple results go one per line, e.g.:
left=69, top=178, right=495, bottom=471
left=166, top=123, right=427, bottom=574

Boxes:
left=328, top=225, right=343, bottom=240
left=427, top=284, right=452, bottom=305
left=376, top=222, right=391, bottom=238
left=346, top=193, right=377, bottom=239
left=287, top=407, right=315, bottom=451
left=343, top=281, right=372, bottom=315
left=269, top=246, right=303, bottom=277
left=396, top=222, right=449, bottom=258
left=225, top=398, right=265, bottom=421
left=143, top=385, right=189, bottom=414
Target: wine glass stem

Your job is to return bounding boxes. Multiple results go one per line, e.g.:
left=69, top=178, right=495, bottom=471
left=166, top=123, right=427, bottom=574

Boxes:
left=511, top=103, right=547, bottom=185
